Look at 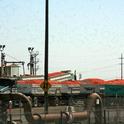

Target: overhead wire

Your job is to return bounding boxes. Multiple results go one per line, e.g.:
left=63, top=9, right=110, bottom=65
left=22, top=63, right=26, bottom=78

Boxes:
left=5, top=53, right=20, bottom=61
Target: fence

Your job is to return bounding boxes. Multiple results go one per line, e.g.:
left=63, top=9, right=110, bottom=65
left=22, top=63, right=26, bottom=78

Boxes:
left=3, top=96, right=124, bottom=124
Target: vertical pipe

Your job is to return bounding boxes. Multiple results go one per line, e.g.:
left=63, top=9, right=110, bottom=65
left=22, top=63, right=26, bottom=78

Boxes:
left=94, top=103, right=102, bottom=124
left=104, top=109, right=106, bottom=124
left=22, top=62, right=25, bottom=76
left=44, top=0, right=49, bottom=114
left=31, top=54, right=34, bottom=75
left=9, top=100, right=12, bottom=123
left=60, top=111, right=63, bottom=124
left=30, top=53, right=32, bottom=75
left=1, top=53, right=4, bottom=77
left=0, top=45, right=5, bottom=77
left=34, top=54, right=36, bottom=75
left=121, top=53, right=123, bottom=80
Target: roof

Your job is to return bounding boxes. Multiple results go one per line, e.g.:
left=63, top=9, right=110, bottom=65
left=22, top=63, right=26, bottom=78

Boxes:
left=17, top=78, right=124, bottom=86
left=17, top=79, right=59, bottom=85
left=106, top=79, right=124, bottom=85
left=48, top=71, right=65, bottom=78
left=79, top=78, right=105, bottom=85
left=60, top=80, right=80, bottom=85
left=17, top=79, right=81, bottom=85
left=4, top=64, right=20, bottom=67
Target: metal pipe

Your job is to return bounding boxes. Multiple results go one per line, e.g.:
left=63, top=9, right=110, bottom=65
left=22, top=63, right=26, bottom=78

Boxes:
left=86, top=93, right=103, bottom=124
left=86, top=93, right=102, bottom=111
left=0, top=93, right=102, bottom=123
left=39, top=111, right=88, bottom=123
left=0, top=93, right=41, bottom=123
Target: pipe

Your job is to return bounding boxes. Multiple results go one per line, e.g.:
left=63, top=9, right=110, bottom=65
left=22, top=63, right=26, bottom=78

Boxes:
left=0, top=93, right=102, bottom=124
left=86, top=93, right=103, bottom=124
left=0, top=93, right=41, bottom=123
left=86, top=93, right=102, bottom=111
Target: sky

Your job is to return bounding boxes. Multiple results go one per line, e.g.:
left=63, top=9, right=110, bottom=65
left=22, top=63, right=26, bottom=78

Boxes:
left=0, top=0, right=124, bottom=80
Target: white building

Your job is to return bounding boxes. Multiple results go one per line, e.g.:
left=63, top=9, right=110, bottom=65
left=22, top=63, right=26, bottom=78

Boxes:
left=0, top=64, right=20, bottom=77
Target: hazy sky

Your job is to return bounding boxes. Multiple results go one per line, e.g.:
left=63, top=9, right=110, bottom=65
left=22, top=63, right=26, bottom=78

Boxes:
left=0, top=0, right=124, bottom=80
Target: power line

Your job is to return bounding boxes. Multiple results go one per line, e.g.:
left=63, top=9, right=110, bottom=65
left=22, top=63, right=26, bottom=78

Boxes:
left=5, top=53, right=20, bottom=61
left=80, top=64, right=118, bottom=73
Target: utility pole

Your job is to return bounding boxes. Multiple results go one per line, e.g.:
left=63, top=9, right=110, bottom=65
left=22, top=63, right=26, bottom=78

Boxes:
left=120, top=53, right=124, bottom=80
left=44, top=0, right=49, bottom=114
left=0, top=45, right=5, bottom=77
